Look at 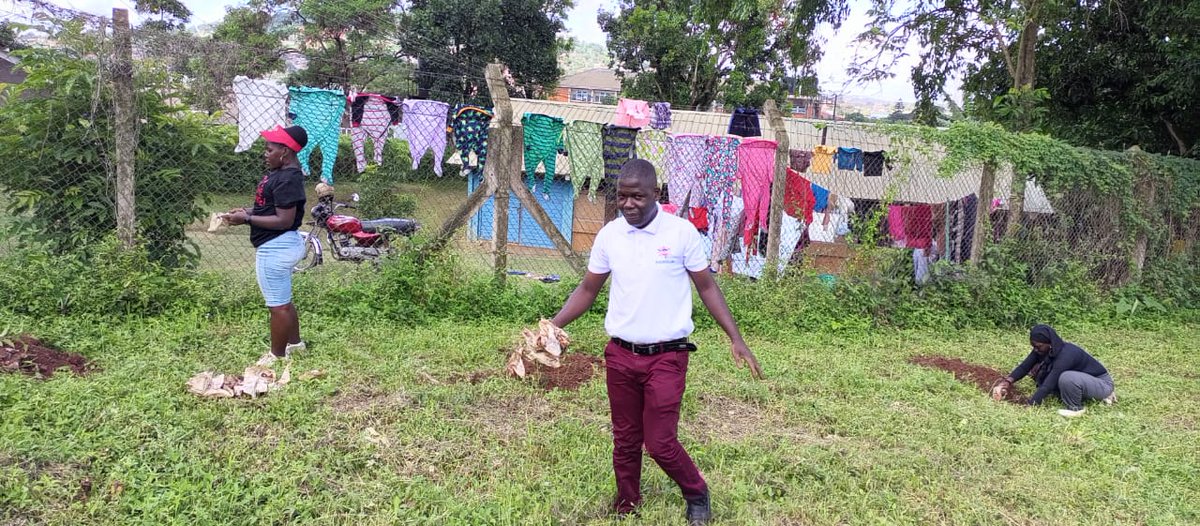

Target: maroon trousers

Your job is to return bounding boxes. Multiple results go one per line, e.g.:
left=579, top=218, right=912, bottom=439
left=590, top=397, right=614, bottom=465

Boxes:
left=604, top=340, right=708, bottom=512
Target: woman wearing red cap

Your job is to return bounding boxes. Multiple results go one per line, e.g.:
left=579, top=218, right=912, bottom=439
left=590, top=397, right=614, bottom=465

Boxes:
left=223, top=125, right=310, bottom=365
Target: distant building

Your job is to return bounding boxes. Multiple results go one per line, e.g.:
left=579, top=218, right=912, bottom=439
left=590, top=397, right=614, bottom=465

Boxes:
left=788, top=94, right=838, bottom=120
left=551, top=68, right=620, bottom=105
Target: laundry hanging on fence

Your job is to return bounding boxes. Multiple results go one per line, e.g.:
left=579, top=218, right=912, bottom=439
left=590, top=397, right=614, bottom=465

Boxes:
left=650, top=102, right=672, bottom=130
left=448, top=105, right=493, bottom=178
left=601, top=124, right=639, bottom=191
left=728, top=107, right=762, bottom=137
left=403, top=99, right=450, bottom=177
left=836, top=147, right=863, bottom=171
left=522, top=113, right=565, bottom=191
left=703, top=136, right=741, bottom=267
left=736, top=138, right=778, bottom=254
left=811, top=145, right=837, bottom=174
left=233, top=76, right=288, bottom=153
left=666, top=133, right=708, bottom=208
left=614, top=98, right=651, bottom=128
left=289, top=86, right=345, bottom=184
left=888, top=205, right=907, bottom=246
left=784, top=168, right=816, bottom=224
left=349, top=93, right=401, bottom=173
left=863, top=150, right=888, bottom=177
left=789, top=149, right=812, bottom=172
left=563, top=120, right=604, bottom=199
left=812, top=182, right=831, bottom=212
left=635, top=129, right=671, bottom=185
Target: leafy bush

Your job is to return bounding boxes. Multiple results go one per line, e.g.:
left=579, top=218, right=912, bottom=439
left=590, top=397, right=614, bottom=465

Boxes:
left=0, top=237, right=248, bottom=318
left=0, top=48, right=226, bottom=266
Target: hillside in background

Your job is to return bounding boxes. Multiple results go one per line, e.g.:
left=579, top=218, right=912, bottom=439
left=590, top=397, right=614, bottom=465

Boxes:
left=559, top=41, right=610, bottom=75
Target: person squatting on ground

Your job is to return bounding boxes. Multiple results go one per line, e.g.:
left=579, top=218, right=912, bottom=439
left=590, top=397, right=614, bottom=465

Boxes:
left=549, top=159, right=764, bottom=525
left=222, top=125, right=309, bottom=366
left=993, top=324, right=1116, bottom=417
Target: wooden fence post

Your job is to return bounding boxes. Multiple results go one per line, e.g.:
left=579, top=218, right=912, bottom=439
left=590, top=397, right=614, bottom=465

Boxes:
left=970, top=162, right=997, bottom=262
left=1128, top=146, right=1157, bottom=280
left=112, top=9, right=136, bottom=249
left=485, top=63, right=512, bottom=285
left=762, top=100, right=791, bottom=279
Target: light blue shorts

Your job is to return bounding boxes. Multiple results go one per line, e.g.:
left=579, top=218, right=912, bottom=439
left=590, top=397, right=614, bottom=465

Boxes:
left=255, top=230, right=305, bottom=307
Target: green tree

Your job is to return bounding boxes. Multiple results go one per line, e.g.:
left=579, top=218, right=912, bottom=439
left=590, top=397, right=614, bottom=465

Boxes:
left=600, top=0, right=848, bottom=109
left=964, top=0, right=1199, bottom=158
left=274, top=0, right=402, bottom=94
left=134, top=0, right=192, bottom=30
left=212, top=6, right=285, bottom=79
left=851, top=0, right=1056, bottom=128
left=399, top=0, right=572, bottom=101
left=0, top=46, right=226, bottom=265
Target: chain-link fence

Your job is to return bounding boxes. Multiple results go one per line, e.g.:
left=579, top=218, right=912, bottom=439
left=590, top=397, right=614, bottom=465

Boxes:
left=1, top=5, right=1197, bottom=293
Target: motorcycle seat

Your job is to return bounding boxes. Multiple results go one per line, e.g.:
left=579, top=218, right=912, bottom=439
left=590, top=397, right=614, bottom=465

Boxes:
left=360, top=218, right=419, bottom=235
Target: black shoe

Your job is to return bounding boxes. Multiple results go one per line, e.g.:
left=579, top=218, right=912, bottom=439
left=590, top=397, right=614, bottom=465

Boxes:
left=686, top=493, right=712, bottom=525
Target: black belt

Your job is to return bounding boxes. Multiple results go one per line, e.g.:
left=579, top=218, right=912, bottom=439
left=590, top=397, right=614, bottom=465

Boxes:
left=611, top=337, right=697, bottom=356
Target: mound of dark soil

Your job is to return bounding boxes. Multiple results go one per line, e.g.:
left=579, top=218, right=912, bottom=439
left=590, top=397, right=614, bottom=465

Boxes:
left=1, top=336, right=91, bottom=379
left=909, top=355, right=1027, bottom=403
left=536, top=353, right=602, bottom=391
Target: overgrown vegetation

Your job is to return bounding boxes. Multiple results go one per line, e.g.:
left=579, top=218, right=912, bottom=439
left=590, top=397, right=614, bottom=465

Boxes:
left=0, top=45, right=222, bottom=266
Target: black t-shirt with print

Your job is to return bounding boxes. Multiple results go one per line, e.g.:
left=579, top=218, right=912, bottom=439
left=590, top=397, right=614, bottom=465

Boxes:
left=249, top=166, right=306, bottom=248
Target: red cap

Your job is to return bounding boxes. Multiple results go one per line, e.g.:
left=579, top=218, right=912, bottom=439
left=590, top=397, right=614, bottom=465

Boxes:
left=260, top=125, right=307, bottom=152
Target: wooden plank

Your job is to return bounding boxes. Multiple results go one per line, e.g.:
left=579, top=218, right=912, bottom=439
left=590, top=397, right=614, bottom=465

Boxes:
left=508, top=167, right=586, bottom=275
left=430, top=182, right=492, bottom=252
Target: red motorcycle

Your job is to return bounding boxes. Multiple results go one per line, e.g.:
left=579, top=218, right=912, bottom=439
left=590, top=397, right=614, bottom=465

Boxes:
left=294, top=183, right=419, bottom=272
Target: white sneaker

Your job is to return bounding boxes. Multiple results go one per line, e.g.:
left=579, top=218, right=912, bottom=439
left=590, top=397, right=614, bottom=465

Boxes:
left=285, top=341, right=306, bottom=356
left=256, top=352, right=287, bottom=367
left=1057, top=408, right=1086, bottom=418
left=1103, top=390, right=1117, bottom=405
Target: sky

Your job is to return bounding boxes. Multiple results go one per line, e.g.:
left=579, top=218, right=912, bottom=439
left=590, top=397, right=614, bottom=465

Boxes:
left=4, top=0, right=962, bottom=104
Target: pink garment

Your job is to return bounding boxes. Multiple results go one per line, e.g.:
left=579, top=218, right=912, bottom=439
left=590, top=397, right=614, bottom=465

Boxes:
left=402, top=99, right=449, bottom=176
left=614, top=98, right=651, bottom=128
left=888, top=205, right=907, bottom=245
left=666, top=134, right=708, bottom=207
left=351, top=95, right=393, bottom=173
left=736, top=138, right=778, bottom=252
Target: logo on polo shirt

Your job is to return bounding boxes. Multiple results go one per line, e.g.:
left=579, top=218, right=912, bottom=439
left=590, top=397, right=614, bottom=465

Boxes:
left=656, top=245, right=680, bottom=265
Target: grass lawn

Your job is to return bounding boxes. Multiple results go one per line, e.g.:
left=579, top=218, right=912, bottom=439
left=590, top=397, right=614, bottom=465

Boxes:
left=2, top=308, right=1197, bottom=525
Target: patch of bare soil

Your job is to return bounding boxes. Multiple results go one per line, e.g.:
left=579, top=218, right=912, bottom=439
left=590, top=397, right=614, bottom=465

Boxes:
left=0, top=336, right=91, bottom=379
left=530, top=353, right=602, bottom=391
left=909, top=355, right=1028, bottom=403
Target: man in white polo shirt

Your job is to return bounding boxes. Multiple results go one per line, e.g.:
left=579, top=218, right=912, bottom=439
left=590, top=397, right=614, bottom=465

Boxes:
left=551, top=159, right=763, bottom=525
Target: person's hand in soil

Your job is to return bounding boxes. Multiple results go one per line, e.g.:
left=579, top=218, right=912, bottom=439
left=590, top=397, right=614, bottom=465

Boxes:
left=990, top=377, right=1012, bottom=401
left=731, top=340, right=764, bottom=380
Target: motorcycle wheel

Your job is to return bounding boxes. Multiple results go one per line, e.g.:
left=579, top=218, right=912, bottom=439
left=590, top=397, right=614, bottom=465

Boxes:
left=294, top=230, right=324, bottom=273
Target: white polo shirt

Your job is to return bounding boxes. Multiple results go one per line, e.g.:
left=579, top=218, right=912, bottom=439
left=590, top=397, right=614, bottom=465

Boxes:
left=588, top=206, right=709, bottom=344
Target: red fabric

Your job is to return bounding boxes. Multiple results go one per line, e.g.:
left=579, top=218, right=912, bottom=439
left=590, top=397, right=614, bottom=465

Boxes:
left=687, top=207, right=709, bottom=231
left=661, top=203, right=680, bottom=215
left=783, top=168, right=816, bottom=224
left=902, top=204, right=934, bottom=249
left=604, top=340, right=707, bottom=513
left=259, top=125, right=303, bottom=152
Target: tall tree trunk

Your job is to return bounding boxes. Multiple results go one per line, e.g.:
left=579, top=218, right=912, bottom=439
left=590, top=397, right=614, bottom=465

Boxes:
left=1003, top=2, right=1042, bottom=240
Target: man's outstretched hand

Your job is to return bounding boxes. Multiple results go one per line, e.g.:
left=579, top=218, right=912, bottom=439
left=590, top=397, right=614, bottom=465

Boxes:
left=731, top=341, right=764, bottom=380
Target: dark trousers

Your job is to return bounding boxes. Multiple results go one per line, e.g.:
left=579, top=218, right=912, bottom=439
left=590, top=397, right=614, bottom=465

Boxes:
left=604, top=340, right=707, bottom=512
